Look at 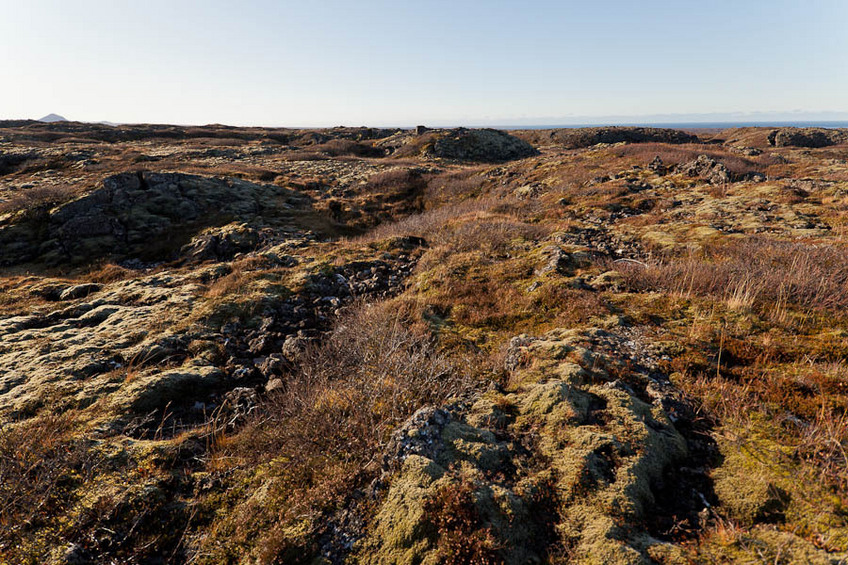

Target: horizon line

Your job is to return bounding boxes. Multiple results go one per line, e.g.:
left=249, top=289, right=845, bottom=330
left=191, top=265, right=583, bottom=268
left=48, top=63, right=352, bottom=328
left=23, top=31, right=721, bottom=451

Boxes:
left=7, top=110, right=848, bottom=130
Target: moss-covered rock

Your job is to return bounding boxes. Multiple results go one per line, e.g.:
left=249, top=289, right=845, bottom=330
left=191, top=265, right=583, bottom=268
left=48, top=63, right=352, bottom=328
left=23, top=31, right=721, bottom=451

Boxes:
left=357, top=328, right=689, bottom=564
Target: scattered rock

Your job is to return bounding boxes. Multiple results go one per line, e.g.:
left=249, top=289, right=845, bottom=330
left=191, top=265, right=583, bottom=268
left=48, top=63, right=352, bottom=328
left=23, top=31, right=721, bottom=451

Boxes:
left=513, top=183, right=543, bottom=199
left=675, top=154, right=731, bottom=185
left=649, top=155, right=666, bottom=173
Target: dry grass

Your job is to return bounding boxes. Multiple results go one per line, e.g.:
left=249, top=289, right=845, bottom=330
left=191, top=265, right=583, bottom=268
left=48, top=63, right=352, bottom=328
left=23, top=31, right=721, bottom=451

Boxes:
left=794, top=404, right=848, bottom=492
left=83, top=262, right=134, bottom=283
left=200, top=301, right=478, bottom=560
left=433, top=217, right=549, bottom=255
left=205, top=269, right=248, bottom=299
left=0, top=184, right=77, bottom=216
left=624, top=235, right=848, bottom=501
left=425, top=168, right=489, bottom=204
left=620, top=237, right=848, bottom=312
left=318, top=139, right=384, bottom=158
left=362, top=168, right=427, bottom=196
left=356, top=196, right=499, bottom=242
left=226, top=301, right=469, bottom=464
left=548, top=151, right=632, bottom=190
left=685, top=364, right=848, bottom=497
left=0, top=414, right=96, bottom=556
left=612, top=142, right=784, bottom=177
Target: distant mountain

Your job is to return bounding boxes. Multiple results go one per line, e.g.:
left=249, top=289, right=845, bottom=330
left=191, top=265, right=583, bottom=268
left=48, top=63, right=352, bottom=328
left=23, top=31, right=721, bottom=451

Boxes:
left=38, top=113, right=68, bottom=123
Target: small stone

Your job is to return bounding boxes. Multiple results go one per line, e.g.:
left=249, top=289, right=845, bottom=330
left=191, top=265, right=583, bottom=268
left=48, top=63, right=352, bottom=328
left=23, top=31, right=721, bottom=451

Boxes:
left=266, top=378, right=284, bottom=393
left=59, top=283, right=102, bottom=301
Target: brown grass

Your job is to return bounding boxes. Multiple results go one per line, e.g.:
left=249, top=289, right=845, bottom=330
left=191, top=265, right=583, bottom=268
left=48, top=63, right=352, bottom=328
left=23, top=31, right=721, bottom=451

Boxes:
left=357, top=196, right=499, bottom=242
left=227, top=302, right=469, bottom=464
left=423, top=478, right=503, bottom=564
left=794, top=403, right=848, bottom=492
left=0, top=184, right=77, bottom=216
left=684, top=364, right=848, bottom=496
left=434, top=218, right=549, bottom=255
left=619, top=237, right=848, bottom=311
left=201, top=301, right=477, bottom=560
left=425, top=168, right=489, bottom=204
left=84, top=262, right=134, bottom=283
left=612, top=143, right=783, bottom=177
left=318, top=139, right=384, bottom=158
left=0, top=414, right=96, bottom=556
left=363, top=168, right=427, bottom=196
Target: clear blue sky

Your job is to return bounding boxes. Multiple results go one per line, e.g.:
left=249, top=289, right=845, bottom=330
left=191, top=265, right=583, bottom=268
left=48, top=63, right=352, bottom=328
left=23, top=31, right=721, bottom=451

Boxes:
left=2, top=0, right=847, bottom=126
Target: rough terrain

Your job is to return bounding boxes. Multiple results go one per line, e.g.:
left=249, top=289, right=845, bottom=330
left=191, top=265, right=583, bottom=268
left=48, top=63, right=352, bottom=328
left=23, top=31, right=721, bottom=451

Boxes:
left=1, top=121, right=847, bottom=564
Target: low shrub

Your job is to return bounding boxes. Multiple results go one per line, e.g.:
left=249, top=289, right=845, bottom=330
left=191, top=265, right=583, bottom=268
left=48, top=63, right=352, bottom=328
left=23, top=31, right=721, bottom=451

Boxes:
left=0, top=185, right=76, bottom=217
left=0, top=414, right=96, bottom=556
left=619, top=237, right=848, bottom=311
left=199, top=301, right=477, bottom=560
left=231, top=301, right=468, bottom=464
left=612, top=143, right=777, bottom=177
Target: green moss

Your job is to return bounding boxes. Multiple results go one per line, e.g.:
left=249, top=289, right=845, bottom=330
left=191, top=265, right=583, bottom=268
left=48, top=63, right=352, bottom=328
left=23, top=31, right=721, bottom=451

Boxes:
left=356, top=328, right=691, bottom=564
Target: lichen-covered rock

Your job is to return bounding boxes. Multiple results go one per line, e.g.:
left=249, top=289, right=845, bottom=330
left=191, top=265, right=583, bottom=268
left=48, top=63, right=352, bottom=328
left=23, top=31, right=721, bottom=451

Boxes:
left=517, top=127, right=699, bottom=149
left=428, top=128, right=538, bottom=162
left=674, top=154, right=731, bottom=185
left=767, top=127, right=848, bottom=148
left=376, top=128, right=538, bottom=162
left=180, top=222, right=264, bottom=263
left=358, top=328, right=690, bottom=564
left=0, top=273, right=203, bottom=423
left=0, top=171, right=308, bottom=266
left=58, top=283, right=102, bottom=301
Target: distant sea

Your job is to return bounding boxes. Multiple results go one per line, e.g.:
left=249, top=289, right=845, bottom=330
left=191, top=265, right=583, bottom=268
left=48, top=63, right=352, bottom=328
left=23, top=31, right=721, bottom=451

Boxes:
left=497, top=121, right=848, bottom=130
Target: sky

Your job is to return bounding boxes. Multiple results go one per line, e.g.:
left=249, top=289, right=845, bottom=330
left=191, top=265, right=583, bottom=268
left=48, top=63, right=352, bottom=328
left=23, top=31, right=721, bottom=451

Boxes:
left=1, top=0, right=847, bottom=127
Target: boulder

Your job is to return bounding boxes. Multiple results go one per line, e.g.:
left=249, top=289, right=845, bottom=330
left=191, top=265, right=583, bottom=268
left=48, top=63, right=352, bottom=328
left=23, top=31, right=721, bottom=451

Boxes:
left=0, top=171, right=304, bottom=266
left=675, top=154, right=731, bottom=185
left=767, top=127, right=848, bottom=148
left=428, top=128, right=538, bottom=162
left=180, top=223, right=263, bottom=263
left=59, top=283, right=102, bottom=301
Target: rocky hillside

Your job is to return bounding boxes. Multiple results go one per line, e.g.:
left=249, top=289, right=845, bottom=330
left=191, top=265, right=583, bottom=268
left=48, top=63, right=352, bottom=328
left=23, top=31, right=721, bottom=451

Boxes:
left=1, top=122, right=847, bottom=564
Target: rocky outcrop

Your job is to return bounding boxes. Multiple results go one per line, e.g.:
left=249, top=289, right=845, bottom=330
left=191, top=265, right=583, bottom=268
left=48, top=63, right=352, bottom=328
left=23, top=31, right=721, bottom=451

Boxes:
left=673, top=154, right=766, bottom=185
left=0, top=172, right=308, bottom=266
left=428, top=128, right=539, bottom=162
left=180, top=223, right=264, bottom=263
left=0, top=150, right=36, bottom=175
left=0, top=272, right=205, bottom=423
left=0, top=238, right=425, bottom=438
left=517, top=127, right=699, bottom=149
left=380, top=128, right=538, bottom=162
left=675, top=154, right=732, bottom=185
left=357, top=328, right=700, bottom=564
left=767, top=127, right=848, bottom=148
left=0, top=121, right=400, bottom=145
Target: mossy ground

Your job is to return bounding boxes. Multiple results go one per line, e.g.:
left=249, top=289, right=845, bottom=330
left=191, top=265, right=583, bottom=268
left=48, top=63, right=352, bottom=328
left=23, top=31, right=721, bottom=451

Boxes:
left=1, top=125, right=848, bottom=563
